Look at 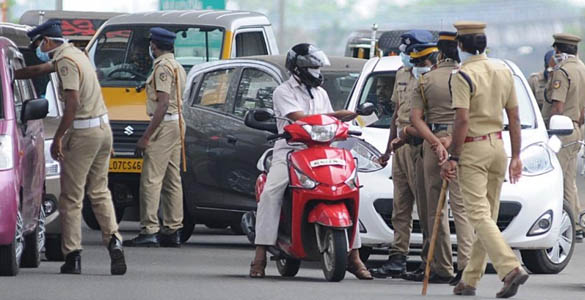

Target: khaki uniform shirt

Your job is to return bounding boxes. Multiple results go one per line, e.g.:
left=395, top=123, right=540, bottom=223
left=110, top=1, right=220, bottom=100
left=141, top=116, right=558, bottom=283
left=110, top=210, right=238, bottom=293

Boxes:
left=53, top=43, right=107, bottom=119
left=544, top=56, right=585, bottom=123
left=146, top=53, right=187, bottom=116
left=391, top=67, right=416, bottom=128
left=412, top=60, right=458, bottom=124
left=528, top=71, right=548, bottom=109
left=451, top=54, right=518, bottom=137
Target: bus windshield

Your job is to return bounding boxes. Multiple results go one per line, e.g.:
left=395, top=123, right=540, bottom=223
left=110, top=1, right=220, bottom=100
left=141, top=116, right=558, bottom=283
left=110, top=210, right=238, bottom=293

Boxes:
left=88, top=25, right=224, bottom=87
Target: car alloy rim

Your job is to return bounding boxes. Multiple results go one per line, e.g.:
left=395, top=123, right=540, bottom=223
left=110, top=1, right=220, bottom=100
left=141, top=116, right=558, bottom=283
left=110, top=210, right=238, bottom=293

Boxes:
left=546, top=209, right=573, bottom=264
left=38, top=206, right=46, bottom=253
left=15, top=211, right=24, bottom=262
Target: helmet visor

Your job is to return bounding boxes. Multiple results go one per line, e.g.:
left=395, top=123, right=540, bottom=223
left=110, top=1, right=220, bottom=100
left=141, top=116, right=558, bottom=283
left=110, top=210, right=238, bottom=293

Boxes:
left=296, top=46, right=331, bottom=68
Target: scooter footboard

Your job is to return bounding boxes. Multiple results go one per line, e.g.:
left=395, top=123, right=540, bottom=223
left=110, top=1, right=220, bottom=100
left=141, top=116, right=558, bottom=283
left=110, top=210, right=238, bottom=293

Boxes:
left=308, top=202, right=353, bottom=228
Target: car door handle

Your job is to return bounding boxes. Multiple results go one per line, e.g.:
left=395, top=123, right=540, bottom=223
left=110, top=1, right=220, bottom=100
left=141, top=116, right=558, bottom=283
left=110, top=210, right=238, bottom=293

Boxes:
left=226, top=135, right=237, bottom=144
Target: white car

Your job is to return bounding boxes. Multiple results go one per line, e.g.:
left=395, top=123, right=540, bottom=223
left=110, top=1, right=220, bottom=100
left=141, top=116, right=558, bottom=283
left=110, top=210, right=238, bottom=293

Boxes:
left=348, top=56, right=576, bottom=274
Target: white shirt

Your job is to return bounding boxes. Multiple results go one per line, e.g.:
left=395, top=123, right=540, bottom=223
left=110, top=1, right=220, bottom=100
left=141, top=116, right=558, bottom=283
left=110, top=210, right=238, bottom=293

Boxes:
left=272, top=76, right=334, bottom=161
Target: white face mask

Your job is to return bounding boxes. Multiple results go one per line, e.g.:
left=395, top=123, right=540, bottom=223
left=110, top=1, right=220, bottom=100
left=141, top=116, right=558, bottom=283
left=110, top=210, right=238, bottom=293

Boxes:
left=307, top=67, right=321, bottom=78
left=458, top=48, right=474, bottom=62
left=553, top=53, right=568, bottom=65
left=412, top=66, right=431, bottom=79
left=400, top=52, right=413, bottom=68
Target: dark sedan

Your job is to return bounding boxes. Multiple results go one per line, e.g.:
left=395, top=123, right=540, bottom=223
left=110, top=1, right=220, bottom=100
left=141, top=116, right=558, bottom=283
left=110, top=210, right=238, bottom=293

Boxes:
left=179, top=55, right=365, bottom=239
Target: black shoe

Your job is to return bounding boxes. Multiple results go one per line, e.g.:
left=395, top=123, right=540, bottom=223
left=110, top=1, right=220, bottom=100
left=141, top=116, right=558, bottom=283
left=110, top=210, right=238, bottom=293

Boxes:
left=576, top=230, right=584, bottom=243
left=401, top=263, right=424, bottom=281
left=369, top=254, right=407, bottom=278
left=123, top=233, right=159, bottom=247
left=108, top=235, right=127, bottom=275
left=60, top=250, right=81, bottom=274
left=159, top=231, right=181, bottom=248
left=402, top=269, right=453, bottom=283
left=450, top=269, right=463, bottom=286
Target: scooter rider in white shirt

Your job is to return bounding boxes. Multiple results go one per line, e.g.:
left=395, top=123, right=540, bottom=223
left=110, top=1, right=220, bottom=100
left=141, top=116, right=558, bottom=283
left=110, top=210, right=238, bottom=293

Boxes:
left=249, top=43, right=373, bottom=280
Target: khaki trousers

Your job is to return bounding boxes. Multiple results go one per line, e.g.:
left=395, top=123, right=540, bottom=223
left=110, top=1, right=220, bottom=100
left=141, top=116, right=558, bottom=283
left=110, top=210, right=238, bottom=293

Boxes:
left=558, top=126, right=583, bottom=231
left=140, top=120, right=183, bottom=235
left=389, top=144, right=427, bottom=257
left=59, top=121, right=121, bottom=256
left=458, top=136, right=520, bottom=287
left=255, top=160, right=362, bottom=249
left=423, top=135, right=474, bottom=276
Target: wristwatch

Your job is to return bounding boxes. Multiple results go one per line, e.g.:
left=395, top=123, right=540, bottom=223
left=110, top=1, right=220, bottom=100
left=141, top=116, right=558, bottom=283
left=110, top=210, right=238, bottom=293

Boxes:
left=448, top=154, right=459, bottom=162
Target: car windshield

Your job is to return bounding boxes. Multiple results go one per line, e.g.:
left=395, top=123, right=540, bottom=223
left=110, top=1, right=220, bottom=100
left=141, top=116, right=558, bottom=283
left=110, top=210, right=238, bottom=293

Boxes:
left=88, top=24, right=224, bottom=87
left=503, top=76, right=537, bottom=129
left=322, top=71, right=361, bottom=111
left=355, top=72, right=536, bottom=130
left=355, top=72, right=396, bottom=128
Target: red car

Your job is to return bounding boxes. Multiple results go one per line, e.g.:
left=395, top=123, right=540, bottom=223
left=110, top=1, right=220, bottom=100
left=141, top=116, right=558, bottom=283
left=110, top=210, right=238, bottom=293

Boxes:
left=0, top=36, right=48, bottom=276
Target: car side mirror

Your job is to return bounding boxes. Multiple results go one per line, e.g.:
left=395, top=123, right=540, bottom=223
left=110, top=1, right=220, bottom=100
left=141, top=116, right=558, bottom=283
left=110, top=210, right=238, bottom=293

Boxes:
left=356, top=102, right=375, bottom=116
left=548, top=115, right=574, bottom=136
left=21, top=98, right=49, bottom=122
left=244, top=109, right=277, bottom=134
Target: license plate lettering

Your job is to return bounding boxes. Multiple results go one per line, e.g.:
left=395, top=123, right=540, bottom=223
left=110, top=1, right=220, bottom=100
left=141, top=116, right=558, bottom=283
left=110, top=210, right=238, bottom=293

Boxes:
left=310, top=158, right=346, bottom=167
left=109, top=158, right=143, bottom=173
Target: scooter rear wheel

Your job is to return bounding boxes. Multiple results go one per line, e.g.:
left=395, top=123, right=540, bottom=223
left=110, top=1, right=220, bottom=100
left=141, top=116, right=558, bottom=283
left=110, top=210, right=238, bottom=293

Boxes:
left=320, top=227, right=347, bottom=282
left=276, top=258, right=301, bottom=277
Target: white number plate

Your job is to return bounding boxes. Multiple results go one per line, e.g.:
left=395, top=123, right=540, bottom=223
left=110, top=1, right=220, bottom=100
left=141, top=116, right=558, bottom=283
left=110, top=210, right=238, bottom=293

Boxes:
left=310, top=158, right=346, bottom=167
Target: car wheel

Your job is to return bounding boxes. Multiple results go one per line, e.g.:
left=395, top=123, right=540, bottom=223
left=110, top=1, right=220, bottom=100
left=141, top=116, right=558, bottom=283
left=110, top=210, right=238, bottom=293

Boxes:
left=0, top=211, right=24, bottom=276
left=359, top=246, right=372, bottom=263
left=21, top=206, right=46, bottom=268
left=521, top=202, right=575, bottom=274
left=82, top=197, right=124, bottom=230
left=276, top=258, right=301, bottom=277
left=180, top=207, right=195, bottom=244
left=44, top=234, right=64, bottom=261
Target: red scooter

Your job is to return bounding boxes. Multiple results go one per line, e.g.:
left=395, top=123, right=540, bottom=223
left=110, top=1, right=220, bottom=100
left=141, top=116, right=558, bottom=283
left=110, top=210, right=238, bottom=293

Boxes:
left=242, top=104, right=374, bottom=282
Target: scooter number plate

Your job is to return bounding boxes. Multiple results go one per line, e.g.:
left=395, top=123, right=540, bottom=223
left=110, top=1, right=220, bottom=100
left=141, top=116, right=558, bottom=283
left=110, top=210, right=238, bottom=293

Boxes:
left=310, top=158, right=346, bottom=167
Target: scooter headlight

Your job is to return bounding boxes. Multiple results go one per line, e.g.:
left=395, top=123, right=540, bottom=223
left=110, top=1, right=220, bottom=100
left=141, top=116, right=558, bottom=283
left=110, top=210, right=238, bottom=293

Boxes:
left=302, top=124, right=338, bottom=142
left=293, top=167, right=318, bottom=189
left=521, top=143, right=553, bottom=176
left=44, top=139, right=60, bottom=177
left=344, top=168, right=358, bottom=189
left=0, top=135, right=14, bottom=170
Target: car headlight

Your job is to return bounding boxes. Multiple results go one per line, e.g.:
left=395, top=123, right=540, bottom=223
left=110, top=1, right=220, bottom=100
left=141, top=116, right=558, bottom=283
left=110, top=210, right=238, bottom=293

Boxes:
left=44, top=139, right=60, bottom=176
left=0, top=135, right=14, bottom=170
left=332, top=138, right=383, bottom=173
left=302, top=124, right=338, bottom=142
left=293, top=167, right=318, bottom=189
left=521, top=143, right=553, bottom=176
left=345, top=167, right=358, bottom=189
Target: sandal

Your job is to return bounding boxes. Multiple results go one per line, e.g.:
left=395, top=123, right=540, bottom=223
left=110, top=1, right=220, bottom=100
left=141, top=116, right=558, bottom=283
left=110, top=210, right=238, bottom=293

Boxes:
left=249, top=259, right=267, bottom=278
left=347, top=260, right=373, bottom=280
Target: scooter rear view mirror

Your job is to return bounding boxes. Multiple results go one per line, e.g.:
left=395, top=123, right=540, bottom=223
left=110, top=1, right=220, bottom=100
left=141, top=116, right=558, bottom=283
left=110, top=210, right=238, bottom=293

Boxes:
left=356, top=102, right=375, bottom=116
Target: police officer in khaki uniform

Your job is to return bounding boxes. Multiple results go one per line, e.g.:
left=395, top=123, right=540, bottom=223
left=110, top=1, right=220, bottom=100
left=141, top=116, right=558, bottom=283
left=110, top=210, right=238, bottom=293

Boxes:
left=16, top=20, right=126, bottom=275
left=543, top=33, right=585, bottom=242
left=371, top=30, right=433, bottom=278
left=409, top=32, right=474, bottom=286
left=442, top=21, right=528, bottom=298
left=528, top=50, right=554, bottom=113
left=125, top=28, right=187, bottom=248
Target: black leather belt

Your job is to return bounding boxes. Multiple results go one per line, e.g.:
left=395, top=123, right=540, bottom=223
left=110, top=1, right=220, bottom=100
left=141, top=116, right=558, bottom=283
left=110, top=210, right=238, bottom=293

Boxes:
left=407, top=136, right=424, bottom=146
left=428, top=123, right=450, bottom=133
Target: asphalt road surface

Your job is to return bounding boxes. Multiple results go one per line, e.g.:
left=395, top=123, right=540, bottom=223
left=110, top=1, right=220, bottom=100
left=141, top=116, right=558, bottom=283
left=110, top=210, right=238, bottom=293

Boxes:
left=2, top=181, right=585, bottom=300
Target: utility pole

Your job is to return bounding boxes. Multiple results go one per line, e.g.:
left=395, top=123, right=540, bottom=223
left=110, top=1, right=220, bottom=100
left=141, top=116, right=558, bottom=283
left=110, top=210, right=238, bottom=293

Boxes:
left=278, top=0, right=285, bottom=51
left=1, top=0, right=7, bottom=22
left=56, top=0, right=63, bottom=10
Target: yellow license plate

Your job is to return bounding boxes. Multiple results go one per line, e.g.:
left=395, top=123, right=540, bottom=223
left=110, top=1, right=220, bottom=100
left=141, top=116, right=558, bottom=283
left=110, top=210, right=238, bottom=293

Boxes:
left=109, top=158, right=143, bottom=173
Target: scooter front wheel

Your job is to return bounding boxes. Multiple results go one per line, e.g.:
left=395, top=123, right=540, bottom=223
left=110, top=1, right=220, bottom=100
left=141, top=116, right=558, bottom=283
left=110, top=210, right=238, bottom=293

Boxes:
left=276, top=258, right=301, bottom=277
left=320, top=226, right=348, bottom=282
